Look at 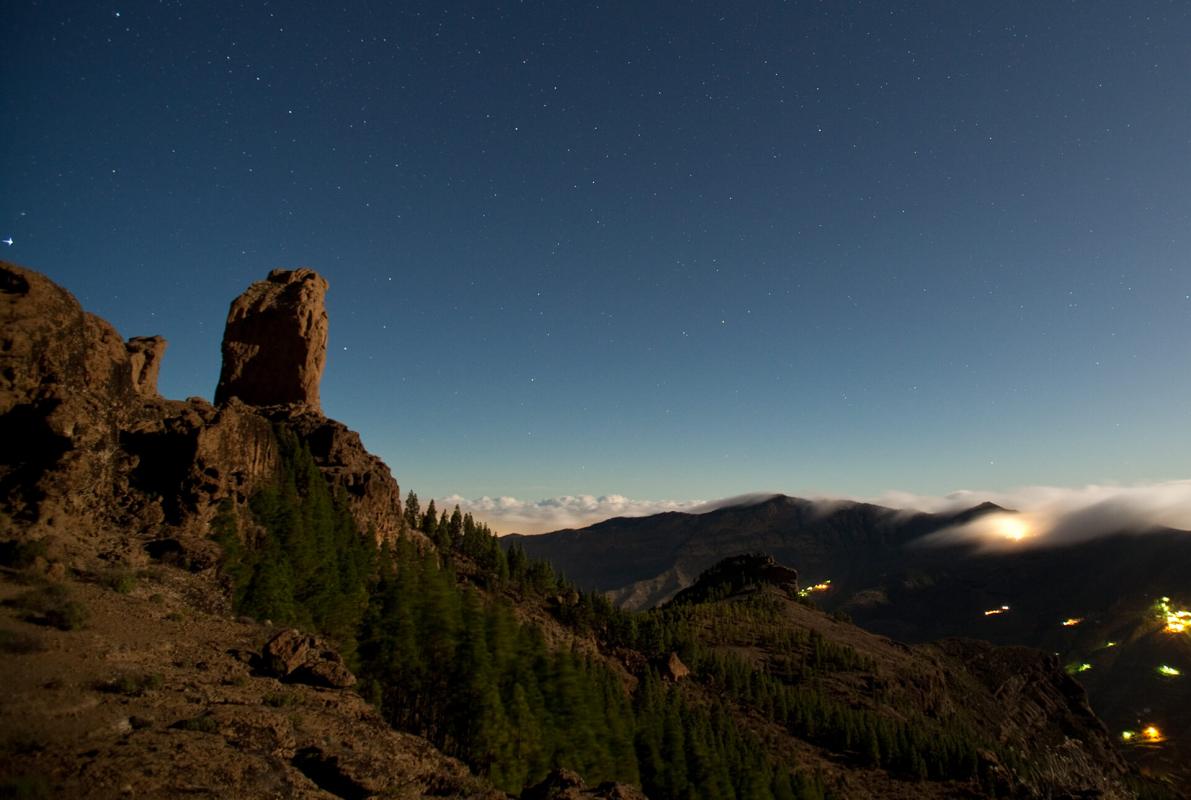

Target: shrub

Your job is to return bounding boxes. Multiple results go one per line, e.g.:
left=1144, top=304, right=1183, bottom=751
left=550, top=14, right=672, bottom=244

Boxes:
left=99, top=673, right=163, bottom=696
left=172, top=714, right=219, bottom=733
left=9, top=586, right=88, bottom=631
left=99, top=569, right=138, bottom=594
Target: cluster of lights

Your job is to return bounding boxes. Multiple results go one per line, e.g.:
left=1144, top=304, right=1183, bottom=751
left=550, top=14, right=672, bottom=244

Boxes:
left=1060, top=617, right=1083, bottom=627
left=983, top=605, right=1010, bottom=617
left=1157, top=597, right=1191, bottom=634
left=1122, top=726, right=1165, bottom=744
left=797, top=580, right=831, bottom=598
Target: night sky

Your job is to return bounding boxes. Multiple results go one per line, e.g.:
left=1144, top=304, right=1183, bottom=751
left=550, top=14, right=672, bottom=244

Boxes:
left=5, top=2, right=1190, bottom=530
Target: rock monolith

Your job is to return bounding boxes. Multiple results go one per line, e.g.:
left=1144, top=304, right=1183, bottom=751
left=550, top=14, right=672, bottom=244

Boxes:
left=214, top=268, right=328, bottom=412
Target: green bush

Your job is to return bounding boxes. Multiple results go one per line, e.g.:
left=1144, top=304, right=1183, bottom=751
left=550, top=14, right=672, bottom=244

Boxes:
left=263, top=690, right=299, bottom=708
left=100, top=673, right=163, bottom=696
left=8, top=586, right=88, bottom=631
left=172, top=714, right=219, bottom=734
left=99, top=569, right=137, bottom=594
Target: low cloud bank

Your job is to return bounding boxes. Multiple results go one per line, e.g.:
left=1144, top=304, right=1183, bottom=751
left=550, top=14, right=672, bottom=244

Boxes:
left=876, top=480, right=1191, bottom=549
left=443, top=480, right=1191, bottom=541
left=437, top=494, right=708, bottom=535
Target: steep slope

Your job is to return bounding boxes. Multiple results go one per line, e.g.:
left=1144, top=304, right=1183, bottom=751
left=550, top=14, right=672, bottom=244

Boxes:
left=587, top=556, right=1138, bottom=799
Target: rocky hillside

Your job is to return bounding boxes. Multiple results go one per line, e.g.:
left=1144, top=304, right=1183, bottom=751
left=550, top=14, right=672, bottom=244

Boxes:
left=507, top=495, right=1191, bottom=794
left=0, top=261, right=495, bottom=798
left=0, top=261, right=1174, bottom=798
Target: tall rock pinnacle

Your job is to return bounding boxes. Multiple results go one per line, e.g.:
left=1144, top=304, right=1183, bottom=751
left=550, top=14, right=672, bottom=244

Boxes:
left=215, top=268, right=329, bottom=412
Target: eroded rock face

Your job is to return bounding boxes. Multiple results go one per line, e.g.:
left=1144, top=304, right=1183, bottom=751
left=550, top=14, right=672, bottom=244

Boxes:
left=125, top=335, right=167, bottom=397
left=1, top=261, right=139, bottom=531
left=215, top=268, right=328, bottom=412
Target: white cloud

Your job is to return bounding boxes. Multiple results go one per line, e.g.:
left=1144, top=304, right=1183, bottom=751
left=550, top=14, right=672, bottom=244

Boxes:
left=869, top=480, right=1191, bottom=548
left=437, top=493, right=707, bottom=535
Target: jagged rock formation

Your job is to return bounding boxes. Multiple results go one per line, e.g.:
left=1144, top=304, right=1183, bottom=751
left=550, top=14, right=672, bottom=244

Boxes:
left=125, top=335, right=166, bottom=397
left=261, top=628, right=356, bottom=689
left=1, top=262, right=146, bottom=536
left=214, top=268, right=328, bottom=412
left=0, top=260, right=401, bottom=553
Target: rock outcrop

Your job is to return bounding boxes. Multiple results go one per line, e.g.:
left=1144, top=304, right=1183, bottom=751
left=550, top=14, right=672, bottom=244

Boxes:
left=661, top=651, right=690, bottom=682
left=214, top=268, right=328, bottom=412
left=261, top=629, right=356, bottom=689
left=258, top=408, right=405, bottom=543
left=125, top=335, right=167, bottom=397
left=0, top=260, right=401, bottom=551
left=521, top=769, right=647, bottom=800
left=1, top=262, right=141, bottom=534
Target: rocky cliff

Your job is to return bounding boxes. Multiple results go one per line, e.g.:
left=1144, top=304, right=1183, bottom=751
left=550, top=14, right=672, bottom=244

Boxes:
left=0, top=260, right=402, bottom=555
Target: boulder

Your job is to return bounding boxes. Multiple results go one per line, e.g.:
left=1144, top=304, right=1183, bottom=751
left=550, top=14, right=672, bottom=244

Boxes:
left=262, top=629, right=356, bottom=689
left=522, top=769, right=647, bottom=800
left=215, top=268, right=328, bottom=412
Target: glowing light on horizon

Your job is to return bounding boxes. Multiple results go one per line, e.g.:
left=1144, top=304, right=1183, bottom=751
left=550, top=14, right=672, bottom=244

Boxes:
left=984, top=605, right=1010, bottom=617
left=1061, top=617, right=1083, bottom=627
left=1066, top=662, right=1092, bottom=674
left=1121, top=730, right=1135, bottom=741
left=1157, top=665, right=1181, bottom=677
left=797, top=580, right=831, bottom=598
left=995, top=516, right=1031, bottom=542
left=1142, top=725, right=1164, bottom=743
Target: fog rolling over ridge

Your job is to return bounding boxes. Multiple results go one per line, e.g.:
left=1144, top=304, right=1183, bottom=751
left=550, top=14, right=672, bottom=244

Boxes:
left=447, top=480, right=1191, bottom=543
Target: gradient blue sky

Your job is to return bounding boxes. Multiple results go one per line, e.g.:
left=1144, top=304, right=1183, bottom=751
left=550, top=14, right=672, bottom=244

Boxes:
left=4, top=1, right=1190, bottom=520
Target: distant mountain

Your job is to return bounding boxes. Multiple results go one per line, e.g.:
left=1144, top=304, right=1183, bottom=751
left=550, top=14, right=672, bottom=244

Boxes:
left=504, top=493, right=1191, bottom=791
left=502, top=494, right=1004, bottom=609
